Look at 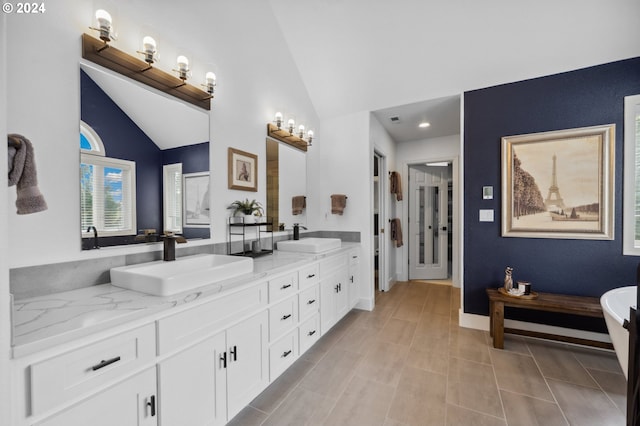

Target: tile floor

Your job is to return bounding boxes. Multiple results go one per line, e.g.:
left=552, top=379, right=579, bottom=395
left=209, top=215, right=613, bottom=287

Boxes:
left=229, top=281, right=627, bottom=426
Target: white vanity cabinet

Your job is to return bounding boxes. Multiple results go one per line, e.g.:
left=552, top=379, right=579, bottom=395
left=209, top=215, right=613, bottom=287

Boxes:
left=35, top=367, right=158, bottom=426
left=347, top=248, right=361, bottom=309
left=319, top=255, right=349, bottom=334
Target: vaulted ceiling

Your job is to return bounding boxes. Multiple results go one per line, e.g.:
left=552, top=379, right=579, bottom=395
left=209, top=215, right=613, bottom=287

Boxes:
left=268, top=0, right=640, bottom=141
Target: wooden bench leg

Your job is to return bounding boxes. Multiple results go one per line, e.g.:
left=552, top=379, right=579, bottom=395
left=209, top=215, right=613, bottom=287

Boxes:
left=489, top=300, right=494, bottom=337
left=492, top=301, right=504, bottom=349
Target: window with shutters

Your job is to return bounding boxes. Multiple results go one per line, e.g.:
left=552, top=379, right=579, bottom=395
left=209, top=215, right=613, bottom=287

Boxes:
left=623, top=94, right=640, bottom=255
left=163, top=163, right=183, bottom=233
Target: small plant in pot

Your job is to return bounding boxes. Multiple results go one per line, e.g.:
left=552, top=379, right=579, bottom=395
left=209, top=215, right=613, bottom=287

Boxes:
left=228, top=199, right=264, bottom=223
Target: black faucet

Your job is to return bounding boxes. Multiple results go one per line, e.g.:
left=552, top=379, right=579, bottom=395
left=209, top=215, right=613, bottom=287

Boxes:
left=293, top=223, right=307, bottom=240
left=160, top=234, right=187, bottom=261
left=87, top=226, right=99, bottom=249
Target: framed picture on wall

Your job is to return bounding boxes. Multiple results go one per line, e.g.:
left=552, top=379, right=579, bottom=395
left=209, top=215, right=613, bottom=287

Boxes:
left=501, top=124, right=615, bottom=240
left=183, top=172, right=210, bottom=227
left=228, top=147, right=258, bottom=191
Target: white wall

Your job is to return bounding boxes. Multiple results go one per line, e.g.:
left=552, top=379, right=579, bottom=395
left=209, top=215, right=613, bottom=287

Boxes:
left=396, top=134, right=461, bottom=286
left=307, top=111, right=374, bottom=308
left=369, top=114, right=397, bottom=289
left=0, top=13, right=11, bottom=426
left=5, top=0, right=318, bottom=268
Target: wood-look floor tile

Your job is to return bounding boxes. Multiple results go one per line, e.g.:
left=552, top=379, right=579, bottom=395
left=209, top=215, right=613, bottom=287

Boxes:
left=356, top=341, right=409, bottom=386
left=249, top=357, right=315, bottom=413
left=501, top=335, right=532, bottom=355
left=587, top=368, right=627, bottom=414
left=416, top=312, right=450, bottom=334
left=383, top=419, right=408, bottom=426
left=298, top=348, right=362, bottom=397
left=391, top=301, right=423, bottom=323
left=445, top=404, right=506, bottom=426
left=261, top=387, right=336, bottom=426
left=387, top=366, right=447, bottom=425
left=322, top=375, right=394, bottom=426
left=406, top=346, right=449, bottom=375
left=500, top=390, right=568, bottom=426
left=447, top=357, right=504, bottom=418
left=448, top=327, right=492, bottom=365
left=573, top=346, right=624, bottom=374
left=490, top=349, right=554, bottom=401
left=526, top=340, right=598, bottom=388
left=378, top=318, right=417, bottom=346
left=334, top=325, right=378, bottom=355
left=226, top=405, right=268, bottom=426
left=548, top=378, right=625, bottom=425
left=355, top=304, right=394, bottom=330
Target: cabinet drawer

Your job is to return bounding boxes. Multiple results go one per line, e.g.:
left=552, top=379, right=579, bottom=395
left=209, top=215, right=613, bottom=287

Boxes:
left=158, top=282, right=268, bottom=354
left=299, top=314, right=320, bottom=354
left=30, top=323, right=155, bottom=416
left=268, top=272, right=298, bottom=302
left=269, top=296, right=298, bottom=342
left=320, top=254, right=348, bottom=274
left=349, top=250, right=360, bottom=266
left=298, top=263, right=320, bottom=289
left=269, top=330, right=298, bottom=380
left=298, top=284, right=319, bottom=320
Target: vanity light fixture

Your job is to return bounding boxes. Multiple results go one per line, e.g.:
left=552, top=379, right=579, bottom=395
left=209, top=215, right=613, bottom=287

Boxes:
left=92, top=9, right=115, bottom=43
left=204, top=72, right=216, bottom=96
left=175, top=55, right=190, bottom=81
left=274, top=112, right=283, bottom=129
left=138, top=36, right=157, bottom=65
left=287, top=118, right=295, bottom=135
left=298, top=124, right=305, bottom=139
left=306, top=130, right=314, bottom=146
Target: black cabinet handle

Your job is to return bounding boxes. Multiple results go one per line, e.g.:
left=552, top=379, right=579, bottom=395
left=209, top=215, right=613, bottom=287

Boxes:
left=282, top=350, right=292, bottom=358
left=335, top=285, right=339, bottom=293
left=220, top=351, right=227, bottom=369
left=350, top=275, right=354, bottom=283
left=308, top=330, right=316, bottom=336
left=281, top=314, right=292, bottom=321
left=307, top=274, right=316, bottom=279
left=280, top=284, right=292, bottom=290
left=230, top=345, right=238, bottom=361
left=91, top=356, right=121, bottom=371
left=307, top=299, right=316, bottom=305
left=147, top=395, right=156, bottom=417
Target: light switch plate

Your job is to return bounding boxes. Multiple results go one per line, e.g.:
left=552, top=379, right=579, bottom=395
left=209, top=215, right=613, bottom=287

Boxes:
left=479, top=209, right=494, bottom=222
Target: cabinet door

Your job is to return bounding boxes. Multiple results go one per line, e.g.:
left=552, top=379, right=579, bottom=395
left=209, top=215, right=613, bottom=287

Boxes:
left=348, top=253, right=360, bottom=309
left=335, top=266, right=350, bottom=321
left=36, top=368, right=157, bottom=426
left=158, top=332, right=227, bottom=426
left=320, top=271, right=338, bottom=334
left=226, top=310, right=269, bottom=419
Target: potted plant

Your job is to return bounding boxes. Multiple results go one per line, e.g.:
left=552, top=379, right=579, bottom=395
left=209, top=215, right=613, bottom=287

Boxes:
left=228, top=199, right=264, bottom=223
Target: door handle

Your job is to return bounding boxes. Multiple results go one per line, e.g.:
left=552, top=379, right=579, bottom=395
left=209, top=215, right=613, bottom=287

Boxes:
left=146, top=395, right=156, bottom=417
left=220, top=351, right=227, bottom=369
left=441, top=226, right=447, bottom=231
left=229, top=345, right=237, bottom=361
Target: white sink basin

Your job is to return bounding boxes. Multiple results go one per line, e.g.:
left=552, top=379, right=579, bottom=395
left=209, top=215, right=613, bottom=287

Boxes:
left=277, top=237, right=342, bottom=253
left=110, top=254, right=253, bottom=296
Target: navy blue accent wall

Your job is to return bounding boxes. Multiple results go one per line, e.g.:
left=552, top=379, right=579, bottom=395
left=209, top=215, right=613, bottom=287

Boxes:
left=464, top=57, right=640, bottom=331
left=163, top=143, right=210, bottom=239
left=81, top=70, right=162, bottom=232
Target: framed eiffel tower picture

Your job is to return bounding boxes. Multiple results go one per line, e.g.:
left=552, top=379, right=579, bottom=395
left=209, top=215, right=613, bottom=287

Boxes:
left=501, top=124, right=615, bottom=240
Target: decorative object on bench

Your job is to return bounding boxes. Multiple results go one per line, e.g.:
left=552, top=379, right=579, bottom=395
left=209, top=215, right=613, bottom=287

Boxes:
left=503, top=266, right=513, bottom=292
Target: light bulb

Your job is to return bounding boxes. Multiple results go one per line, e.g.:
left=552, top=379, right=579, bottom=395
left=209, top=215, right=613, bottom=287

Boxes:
left=287, top=118, right=295, bottom=134
left=298, top=124, right=305, bottom=138
left=176, top=55, right=189, bottom=80
left=205, top=72, right=216, bottom=95
left=274, top=112, right=283, bottom=128
left=307, top=130, right=314, bottom=145
left=95, top=9, right=112, bottom=42
left=142, top=36, right=156, bottom=64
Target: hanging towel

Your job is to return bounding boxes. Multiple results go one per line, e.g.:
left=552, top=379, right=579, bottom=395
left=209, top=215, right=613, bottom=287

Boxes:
left=292, top=195, right=306, bottom=215
left=389, top=171, right=403, bottom=201
left=390, top=218, right=403, bottom=248
left=330, top=194, right=347, bottom=215
left=8, top=134, right=48, bottom=214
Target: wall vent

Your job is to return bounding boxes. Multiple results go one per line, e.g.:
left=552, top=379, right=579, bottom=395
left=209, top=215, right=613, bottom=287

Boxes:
left=389, top=116, right=400, bottom=123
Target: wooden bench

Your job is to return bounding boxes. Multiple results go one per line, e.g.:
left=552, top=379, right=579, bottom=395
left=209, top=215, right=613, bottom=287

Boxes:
left=486, top=288, right=613, bottom=350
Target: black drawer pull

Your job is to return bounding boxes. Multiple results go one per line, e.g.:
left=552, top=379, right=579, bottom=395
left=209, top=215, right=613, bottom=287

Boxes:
left=147, top=395, right=156, bottom=417
left=307, top=299, right=316, bottom=305
left=306, top=274, right=316, bottom=279
left=282, top=350, right=292, bottom=358
left=281, top=314, right=292, bottom=321
left=91, top=356, right=121, bottom=371
left=308, top=330, right=316, bottom=336
left=280, top=284, right=292, bottom=290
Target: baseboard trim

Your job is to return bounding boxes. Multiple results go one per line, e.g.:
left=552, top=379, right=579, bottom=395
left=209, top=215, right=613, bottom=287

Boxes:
left=356, top=297, right=374, bottom=311
left=458, top=309, right=612, bottom=345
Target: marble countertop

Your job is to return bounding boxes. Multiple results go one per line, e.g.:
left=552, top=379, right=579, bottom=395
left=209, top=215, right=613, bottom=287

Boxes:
left=12, top=245, right=358, bottom=358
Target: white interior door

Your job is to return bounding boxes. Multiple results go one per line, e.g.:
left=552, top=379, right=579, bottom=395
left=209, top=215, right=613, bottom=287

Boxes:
left=409, top=165, right=449, bottom=280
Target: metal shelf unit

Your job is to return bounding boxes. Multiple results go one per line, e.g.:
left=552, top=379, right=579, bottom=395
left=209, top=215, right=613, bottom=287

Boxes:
left=227, top=217, right=274, bottom=257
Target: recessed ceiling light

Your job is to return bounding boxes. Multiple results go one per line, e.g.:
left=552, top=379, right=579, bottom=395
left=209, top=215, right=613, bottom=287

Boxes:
left=418, top=122, right=430, bottom=128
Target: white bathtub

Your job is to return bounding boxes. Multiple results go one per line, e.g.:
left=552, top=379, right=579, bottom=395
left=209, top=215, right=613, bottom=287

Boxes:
left=601, top=285, right=637, bottom=378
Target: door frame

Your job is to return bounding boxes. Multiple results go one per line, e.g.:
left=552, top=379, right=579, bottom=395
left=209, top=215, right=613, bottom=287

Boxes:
left=401, top=155, right=460, bottom=287
left=373, top=150, right=389, bottom=292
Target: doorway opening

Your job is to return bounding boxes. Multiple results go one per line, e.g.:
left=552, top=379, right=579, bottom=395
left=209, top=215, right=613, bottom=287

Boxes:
left=408, top=162, right=453, bottom=282
left=373, top=151, right=388, bottom=293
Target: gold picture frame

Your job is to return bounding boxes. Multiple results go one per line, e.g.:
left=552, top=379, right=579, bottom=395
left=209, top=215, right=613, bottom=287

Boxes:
left=501, top=124, right=615, bottom=240
left=228, top=147, right=258, bottom=192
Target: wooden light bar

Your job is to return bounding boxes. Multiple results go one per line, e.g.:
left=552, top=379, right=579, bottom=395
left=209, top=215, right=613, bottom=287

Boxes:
left=267, top=123, right=308, bottom=152
left=82, top=33, right=211, bottom=111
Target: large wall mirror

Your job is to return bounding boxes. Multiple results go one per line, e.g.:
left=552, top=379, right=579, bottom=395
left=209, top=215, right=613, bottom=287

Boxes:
left=266, top=138, right=307, bottom=231
left=80, top=62, right=210, bottom=249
